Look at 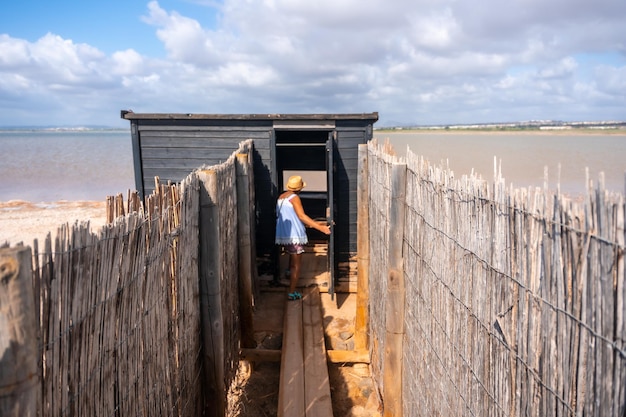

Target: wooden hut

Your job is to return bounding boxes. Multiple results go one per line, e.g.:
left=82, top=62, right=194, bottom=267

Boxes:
left=121, top=111, right=378, bottom=293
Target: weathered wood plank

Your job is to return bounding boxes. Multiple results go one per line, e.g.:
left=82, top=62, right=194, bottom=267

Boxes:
left=141, top=147, right=271, bottom=161
left=240, top=348, right=282, bottom=362
left=137, top=124, right=273, bottom=132
left=326, top=349, right=370, bottom=364
left=278, top=297, right=305, bottom=417
left=355, top=144, right=370, bottom=352
left=141, top=148, right=239, bottom=160
left=614, top=193, right=625, bottom=416
left=198, top=169, right=226, bottom=417
left=246, top=347, right=370, bottom=364
left=0, top=246, right=39, bottom=417
left=236, top=153, right=256, bottom=349
left=140, top=130, right=272, bottom=140
left=302, top=287, right=333, bottom=417
left=143, top=167, right=201, bottom=180
left=124, top=112, right=378, bottom=121
left=383, top=162, right=407, bottom=417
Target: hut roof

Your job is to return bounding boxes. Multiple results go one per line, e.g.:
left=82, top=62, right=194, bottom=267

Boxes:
left=121, top=111, right=379, bottom=122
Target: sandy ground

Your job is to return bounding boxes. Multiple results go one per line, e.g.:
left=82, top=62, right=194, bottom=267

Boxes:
left=0, top=200, right=108, bottom=247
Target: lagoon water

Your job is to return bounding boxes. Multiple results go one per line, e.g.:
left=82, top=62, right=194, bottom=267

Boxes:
left=376, top=130, right=626, bottom=197
left=0, top=129, right=134, bottom=202
left=0, top=128, right=625, bottom=202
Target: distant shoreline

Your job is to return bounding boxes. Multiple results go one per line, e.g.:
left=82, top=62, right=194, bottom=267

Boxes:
left=374, top=127, right=626, bottom=135
left=0, top=127, right=128, bottom=133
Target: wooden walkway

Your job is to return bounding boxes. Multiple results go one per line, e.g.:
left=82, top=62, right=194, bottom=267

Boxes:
left=278, top=286, right=333, bottom=417
left=276, top=243, right=358, bottom=292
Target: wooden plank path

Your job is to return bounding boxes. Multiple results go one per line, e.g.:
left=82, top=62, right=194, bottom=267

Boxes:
left=278, top=287, right=333, bottom=417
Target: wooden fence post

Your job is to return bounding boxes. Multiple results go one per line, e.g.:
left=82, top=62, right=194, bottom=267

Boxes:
left=383, top=162, right=407, bottom=417
left=236, top=153, right=255, bottom=349
left=244, top=148, right=260, bottom=300
left=355, top=144, right=370, bottom=352
left=0, top=246, right=40, bottom=417
left=198, top=169, right=225, bottom=417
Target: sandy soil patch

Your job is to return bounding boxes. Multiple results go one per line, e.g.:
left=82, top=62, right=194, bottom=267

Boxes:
left=0, top=200, right=108, bottom=247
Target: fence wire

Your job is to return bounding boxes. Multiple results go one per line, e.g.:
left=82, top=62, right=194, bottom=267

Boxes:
left=367, top=141, right=625, bottom=417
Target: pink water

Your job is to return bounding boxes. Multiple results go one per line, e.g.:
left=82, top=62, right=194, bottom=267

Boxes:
left=2, top=129, right=623, bottom=202
left=376, top=130, right=626, bottom=197
left=0, top=130, right=134, bottom=202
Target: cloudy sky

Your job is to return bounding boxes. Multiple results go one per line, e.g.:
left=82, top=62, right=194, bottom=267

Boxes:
left=1, top=0, right=625, bottom=128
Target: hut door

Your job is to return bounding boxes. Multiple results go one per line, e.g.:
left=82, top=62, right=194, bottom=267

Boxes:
left=326, top=132, right=335, bottom=296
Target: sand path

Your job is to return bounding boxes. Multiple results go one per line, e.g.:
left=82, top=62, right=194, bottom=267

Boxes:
left=0, top=200, right=108, bottom=247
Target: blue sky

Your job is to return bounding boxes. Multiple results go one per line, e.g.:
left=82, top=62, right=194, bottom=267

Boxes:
left=0, top=0, right=625, bottom=127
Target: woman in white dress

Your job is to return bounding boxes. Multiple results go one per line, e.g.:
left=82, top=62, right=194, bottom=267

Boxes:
left=275, top=175, right=331, bottom=300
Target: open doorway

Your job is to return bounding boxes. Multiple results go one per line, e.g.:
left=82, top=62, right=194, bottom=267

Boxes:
left=274, top=130, right=335, bottom=292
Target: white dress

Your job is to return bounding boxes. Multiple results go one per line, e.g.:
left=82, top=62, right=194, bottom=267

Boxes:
left=275, top=194, right=308, bottom=245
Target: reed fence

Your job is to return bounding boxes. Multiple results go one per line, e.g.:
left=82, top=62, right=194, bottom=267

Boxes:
left=366, top=141, right=625, bottom=416
left=0, top=140, right=257, bottom=417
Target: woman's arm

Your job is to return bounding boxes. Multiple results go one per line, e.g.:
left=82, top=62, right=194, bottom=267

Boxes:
left=291, top=195, right=331, bottom=235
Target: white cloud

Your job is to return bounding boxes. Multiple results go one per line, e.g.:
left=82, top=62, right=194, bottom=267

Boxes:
left=142, top=1, right=225, bottom=65
left=32, top=34, right=106, bottom=81
left=112, top=50, right=145, bottom=75
left=0, top=0, right=625, bottom=126
left=595, top=65, right=626, bottom=94
left=537, top=57, right=578, bottom=80
left=407, top=8, right=460, bottom=52
left=0, top=35, right=31, bottom=67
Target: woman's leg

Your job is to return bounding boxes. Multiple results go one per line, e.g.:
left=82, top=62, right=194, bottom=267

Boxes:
left=289, top=253, right=302, bottom=293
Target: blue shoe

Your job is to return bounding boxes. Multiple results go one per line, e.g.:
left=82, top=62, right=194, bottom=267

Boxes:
left=287, top=291, right=302, bottom=301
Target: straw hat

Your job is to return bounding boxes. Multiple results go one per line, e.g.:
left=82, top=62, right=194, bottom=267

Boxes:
left=286, top=175, right=306, bottom=192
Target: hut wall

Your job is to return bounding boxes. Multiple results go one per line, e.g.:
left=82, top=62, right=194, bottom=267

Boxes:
left=335, top=122, right=370, bottom=259
left=131, top=120, right=277, bottom=254
left=125, top=113, right=378, bottom=271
